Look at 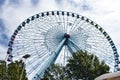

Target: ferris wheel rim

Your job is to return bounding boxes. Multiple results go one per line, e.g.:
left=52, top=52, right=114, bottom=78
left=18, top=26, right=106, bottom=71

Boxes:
left=6, top=11, right=120, bottom=79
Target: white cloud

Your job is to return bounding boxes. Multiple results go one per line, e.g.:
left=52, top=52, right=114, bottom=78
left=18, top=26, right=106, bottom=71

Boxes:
left=0, top=0, right=120, bottom=62
left=1, top=0, right=59, bottom=36
left=0, top=46, right=7, bottom=60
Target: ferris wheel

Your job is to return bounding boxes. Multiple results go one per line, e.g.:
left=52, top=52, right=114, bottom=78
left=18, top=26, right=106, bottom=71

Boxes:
left=6, top=11, right=119, bottom=80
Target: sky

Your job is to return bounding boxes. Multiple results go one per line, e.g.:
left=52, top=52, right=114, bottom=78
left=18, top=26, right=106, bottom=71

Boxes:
left=0, top=0, right=120, bottom=62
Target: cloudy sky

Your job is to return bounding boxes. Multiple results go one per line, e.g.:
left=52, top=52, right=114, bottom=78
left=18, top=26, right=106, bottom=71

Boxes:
left=0, top=0, right=120, bottom=61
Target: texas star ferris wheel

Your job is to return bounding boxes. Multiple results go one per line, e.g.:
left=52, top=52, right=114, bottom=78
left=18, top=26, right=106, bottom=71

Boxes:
left=6, top=11, right=120, bottom=80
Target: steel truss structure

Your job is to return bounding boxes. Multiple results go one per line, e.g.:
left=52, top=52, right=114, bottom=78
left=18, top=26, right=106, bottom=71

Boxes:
left=6, top=11, right=120, bottom=80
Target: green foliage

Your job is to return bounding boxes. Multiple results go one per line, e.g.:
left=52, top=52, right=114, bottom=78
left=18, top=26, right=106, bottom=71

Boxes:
left=66, top=51, right=110, bottom=80
left=0, top=61, right=9, bottom=80
left=44, top=50, right=110, bottom=80
left=43, top=64, right=68, bottom=80
left=0, top=60, right=28, bottom=80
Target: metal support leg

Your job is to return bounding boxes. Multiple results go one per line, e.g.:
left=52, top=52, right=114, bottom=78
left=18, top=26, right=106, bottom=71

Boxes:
left=32, top=38, right=67, bottom=80
left=68, top=39, right=81, bottom=51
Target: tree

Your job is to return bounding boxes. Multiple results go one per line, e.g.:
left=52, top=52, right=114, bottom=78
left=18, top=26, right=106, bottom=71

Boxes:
left=66, top=51, right=110, bottom=80
left=0, top=60, right=28, bottom=80
left=0, top=60, right=9, bottom=80
left=43, top=64, right=67, bottom=80
left=44, top=50, right=110, bottom=80
left=7, top=60, right=28, bottom=80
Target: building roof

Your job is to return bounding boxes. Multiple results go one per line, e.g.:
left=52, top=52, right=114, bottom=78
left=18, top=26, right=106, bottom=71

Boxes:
left=95, top=71, right=120, bottom=80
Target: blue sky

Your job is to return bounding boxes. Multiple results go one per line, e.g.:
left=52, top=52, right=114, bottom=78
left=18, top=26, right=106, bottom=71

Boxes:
left=0, top=0, right=120, bottom=61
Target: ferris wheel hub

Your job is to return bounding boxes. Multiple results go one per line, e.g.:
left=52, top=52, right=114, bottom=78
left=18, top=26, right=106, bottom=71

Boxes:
left=65, top=33, right=70, bottom=38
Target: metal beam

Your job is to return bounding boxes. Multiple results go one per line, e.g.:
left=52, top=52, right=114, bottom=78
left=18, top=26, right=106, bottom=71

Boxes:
left=32, top=38, right=67, bottom=80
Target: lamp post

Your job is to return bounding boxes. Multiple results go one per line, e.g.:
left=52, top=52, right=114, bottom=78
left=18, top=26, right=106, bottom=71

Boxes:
left=19, top=54, right=31, bottom=80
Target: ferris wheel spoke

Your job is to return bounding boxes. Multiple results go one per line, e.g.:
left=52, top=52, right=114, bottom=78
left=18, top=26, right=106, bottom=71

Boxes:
left=14, top=51, right=36, bottom=59
left=27, top=53, right=51, bottom=71
left=69, top=17, right=80, bottom=33
left=66, top=45, right=71, bottom=61
left=26, top=58, right=43, bottom=67
left=68, top=39, right=81, bottom=51
left=16, top=48, right=34, bottom=55
left=71, top=19, right=83, bottom=31
left=27, top=60, right=45, bottom=75
left=42, top=19, right=58, bottom=30
left=54, top=13, right=60, bottom=22
left=26, top=53, right=49, bottom=67
left=63, top=45, right=67, bottom=65
left=14, top=45, right=48, bottom=57
left=58, top=14, right=65, bottom=32
left=62, top=14, right=66, bottom=32
left=29, top=51, right=47, bottom=59
left=30, top=56, right=52, bottom=77
left=67, top=43, right=74, bottom=55
left=48, top=15, right=63, bottom=31
left=51, top=14, right=58, bottom=23
left=64, top=14, right=69, bottom=32
left=70, top=21, right=87, bottom=34
left=14, top=41, right=34, bottom=47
